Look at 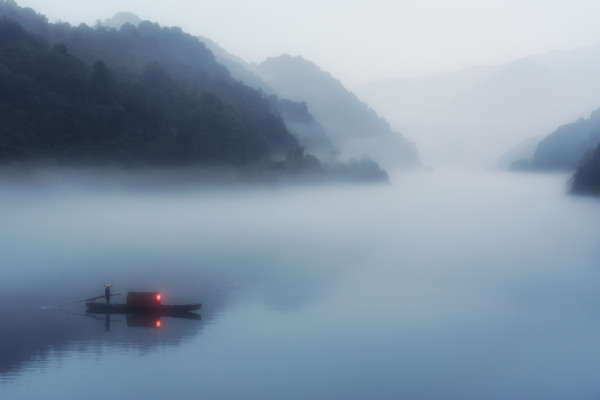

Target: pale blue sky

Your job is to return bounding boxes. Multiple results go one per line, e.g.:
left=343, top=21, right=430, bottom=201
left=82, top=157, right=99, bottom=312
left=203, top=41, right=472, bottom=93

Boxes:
left=15, top=0, right=600, bottom=87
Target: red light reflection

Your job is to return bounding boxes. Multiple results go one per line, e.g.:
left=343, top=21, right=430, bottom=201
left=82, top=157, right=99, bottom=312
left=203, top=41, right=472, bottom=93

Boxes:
left=156, top=293, right=161, bottom=302
left=156, top=320, right=161, bottom=328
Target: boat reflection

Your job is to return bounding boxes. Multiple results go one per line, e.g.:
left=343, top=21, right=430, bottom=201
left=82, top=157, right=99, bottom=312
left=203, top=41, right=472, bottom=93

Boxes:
left=0, top=299, right=207, bottom=379
left=96, top=311, right=201, bottom=332
left=124, top=314, right=162, bottom=329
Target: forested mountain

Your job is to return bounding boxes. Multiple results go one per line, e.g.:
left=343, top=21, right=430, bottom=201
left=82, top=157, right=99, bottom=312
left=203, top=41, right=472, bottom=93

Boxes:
left=0, top=18, right=292, bottom=165
left=252, top=55, right=420, bottom=169
left=0, top=19, right=164, bottom=164
left=89, top=9, right=401, bottom=170
left=198, top=35, right=417, bottom=167
left=0, top=1, right=387, bottom=181
left=197, top=37, right=344, bottom=160
left=571, top=143, right=600, bottom=195
left=505, top=107, right=600, bottom=196
left=0, top=9, right=293, bottom=155
left=198, top=34, right=270, bottom=93
left=511, top=109, right=600, bottom=171
left=269, top=97, right=335, bottom=157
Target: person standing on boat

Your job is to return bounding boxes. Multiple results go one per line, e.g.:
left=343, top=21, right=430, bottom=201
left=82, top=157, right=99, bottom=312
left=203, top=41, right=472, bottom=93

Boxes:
left=105, top=283, right=112, bottom=304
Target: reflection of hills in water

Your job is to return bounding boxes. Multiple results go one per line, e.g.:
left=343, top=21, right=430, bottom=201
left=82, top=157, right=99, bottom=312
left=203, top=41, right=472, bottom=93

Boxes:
left=0, top=294, right=212, bottom=378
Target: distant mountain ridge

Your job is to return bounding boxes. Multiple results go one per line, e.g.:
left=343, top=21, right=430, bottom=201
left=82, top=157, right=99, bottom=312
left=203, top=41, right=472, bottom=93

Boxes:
left=357, top=42, right=600, bottom=167
left=357, top=65, right=502, bottom=125
left=197, top=37, right=337, bottom=159
left=529, top=42, right=600, bottom=74
left=198, top=35, right=270, bottom=92
left=504, top=107, right=600, bottom=196
left=251, top=55, right=420, bottom=169
left=511, top=109, right=600, bottom=171
left=100, top=12, right=142, bottom=29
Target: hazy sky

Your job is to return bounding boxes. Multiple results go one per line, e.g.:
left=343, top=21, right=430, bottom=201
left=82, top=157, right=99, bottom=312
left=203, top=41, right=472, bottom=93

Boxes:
left=15, top=0, right=600, bottom=87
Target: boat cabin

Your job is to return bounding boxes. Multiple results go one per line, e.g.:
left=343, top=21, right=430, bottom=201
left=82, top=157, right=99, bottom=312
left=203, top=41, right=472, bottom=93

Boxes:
left=126, top=292, right=162, bottom=306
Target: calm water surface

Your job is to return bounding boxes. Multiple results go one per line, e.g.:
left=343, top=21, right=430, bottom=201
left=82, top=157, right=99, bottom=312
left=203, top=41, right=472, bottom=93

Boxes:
left=1, top=170, right=600, bottom=399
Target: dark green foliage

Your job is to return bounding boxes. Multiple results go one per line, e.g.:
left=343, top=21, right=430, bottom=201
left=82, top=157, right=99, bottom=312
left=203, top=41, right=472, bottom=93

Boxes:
left=266, top=149, right=388, bottom=183
left=328, top=157, right=389, bottom=182
left=0, top=16, right=294, bottom=167
left=0, top=2, right=299, bottom=157
left=281, top=147, right=322, bottom=175
left=0, top=1, right=389, bottom=182
left=571, top=143, right=600, bottom=195
left=0, top=19, right=169, bottom=164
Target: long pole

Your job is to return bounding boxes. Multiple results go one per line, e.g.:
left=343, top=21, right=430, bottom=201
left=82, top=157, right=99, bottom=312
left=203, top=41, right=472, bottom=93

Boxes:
left=58, top=293, right=121, bottom=307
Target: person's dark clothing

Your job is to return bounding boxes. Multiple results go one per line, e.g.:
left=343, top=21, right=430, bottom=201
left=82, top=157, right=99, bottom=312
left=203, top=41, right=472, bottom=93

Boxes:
left=105, top=287, right=110, bottom=304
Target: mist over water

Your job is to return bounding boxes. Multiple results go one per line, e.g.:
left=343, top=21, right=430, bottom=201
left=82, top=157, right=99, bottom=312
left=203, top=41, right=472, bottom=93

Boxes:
left=2, top=169, right=600, bottom=399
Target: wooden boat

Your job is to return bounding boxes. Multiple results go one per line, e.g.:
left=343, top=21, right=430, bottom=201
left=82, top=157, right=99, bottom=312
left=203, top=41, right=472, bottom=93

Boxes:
left=86, top=291, right=201, bottom=315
